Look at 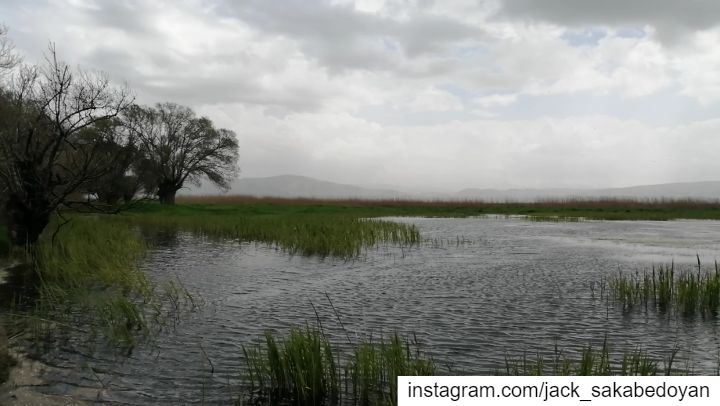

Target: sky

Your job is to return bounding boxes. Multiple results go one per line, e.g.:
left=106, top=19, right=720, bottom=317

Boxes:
left=1, top=0, right=719, bottom=192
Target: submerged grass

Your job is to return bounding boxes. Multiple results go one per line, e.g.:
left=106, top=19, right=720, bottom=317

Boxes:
left=5, top=217, right=152, bottom=347
left=241, top=328, right=435, bottom=406
left=606, top=259, right=720, bottom=317
left=4, top=216, right=198, bottom=349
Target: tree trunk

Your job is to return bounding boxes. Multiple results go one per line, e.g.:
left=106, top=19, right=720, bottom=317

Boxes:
left=157, top=187, right=178, bottom=205
left=4, top=194, right=50, bottom=246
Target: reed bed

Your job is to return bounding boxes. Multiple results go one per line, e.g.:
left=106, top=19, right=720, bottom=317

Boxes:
left=125, top=210, right=421, bottom=258
left=241, top=328, right=435, bottom=406
left=606, top=260, right=720, bottom=316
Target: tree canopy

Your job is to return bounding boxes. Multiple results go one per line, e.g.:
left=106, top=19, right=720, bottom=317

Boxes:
left=123, top=102, right=239, bottom=204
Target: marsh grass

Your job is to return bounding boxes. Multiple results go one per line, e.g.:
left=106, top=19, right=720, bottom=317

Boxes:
left=125, top=208, right=421, bottom=258
left=5, top=216, right=200, bottom=349
left=174, top=196, right=720, bottom=221
left=348, top=333, right=436, bottom=406
left=502, top=339, right=680, bottom=376
left=606, top=259, right=720, bottom=317
left=241, top=328, right=435, bottom=406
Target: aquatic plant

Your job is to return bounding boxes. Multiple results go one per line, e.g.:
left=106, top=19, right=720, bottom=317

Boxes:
left=6, top=216, right=199, bottom=348
left=502, top=339, right=680, bottom=376
left=241, top=328, right=435, bottom=406
left=348, top=333, right=436, bottom=406
left=124, top=208, right=421, bottom=258
left=606, top=259, right=720, bottom=317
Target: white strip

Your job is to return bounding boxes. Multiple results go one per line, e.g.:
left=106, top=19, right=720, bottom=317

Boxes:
left=398, top=376, right=720, bottom=406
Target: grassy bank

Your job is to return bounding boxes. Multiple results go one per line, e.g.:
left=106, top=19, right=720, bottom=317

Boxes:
left=175, top=196, right=720, bottom=221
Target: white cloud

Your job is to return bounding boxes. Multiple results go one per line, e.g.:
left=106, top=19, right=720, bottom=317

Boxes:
left=2, top=0, right=719, bottom=190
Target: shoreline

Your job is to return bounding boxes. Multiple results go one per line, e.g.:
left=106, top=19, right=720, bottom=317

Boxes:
left=0, top=338, right=92, bottom=406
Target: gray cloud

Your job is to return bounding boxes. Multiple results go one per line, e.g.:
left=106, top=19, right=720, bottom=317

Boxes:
left=218, top=0, right=483, bottom=71
left=499, top=0, right=720, bottom=41
left=3, top=0, right=720, bottom=189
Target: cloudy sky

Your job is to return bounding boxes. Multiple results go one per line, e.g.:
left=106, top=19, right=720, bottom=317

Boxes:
left=2, top=0, right=719, bottom=192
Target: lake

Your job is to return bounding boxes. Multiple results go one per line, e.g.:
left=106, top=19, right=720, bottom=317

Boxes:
left=14, top=217, right=720, bottom=404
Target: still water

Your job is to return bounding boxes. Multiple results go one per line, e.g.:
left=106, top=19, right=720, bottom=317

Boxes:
left=15, top=217, right=720, bottom=404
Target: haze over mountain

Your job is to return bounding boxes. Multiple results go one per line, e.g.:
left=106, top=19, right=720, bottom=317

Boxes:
left=183, top=175, right=720, bottom=201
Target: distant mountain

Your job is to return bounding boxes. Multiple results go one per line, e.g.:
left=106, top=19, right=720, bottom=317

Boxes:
left=183, top=175, right=406, bottom=199
left=457, top=181, right=720, bottom=201
left=593, top=181, right=720, bottom=200
left=183, top=175, right=720, bottom=201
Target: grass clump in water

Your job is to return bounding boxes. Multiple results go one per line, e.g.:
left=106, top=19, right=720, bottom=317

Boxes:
left=348, top=333, right=436, bottom=406
left=503, top=339, right=682, bottom=376
left=607, top=259, right=720, bottom=317
left=241, top=328, right=435, bottom=406
left=125, top=205, right=421, bottom=258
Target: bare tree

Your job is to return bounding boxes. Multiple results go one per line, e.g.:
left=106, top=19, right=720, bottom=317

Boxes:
left=0, top=45, right=132, bottom=245
left=0, top=24, right=20, bottom=73
left=123, top=103, right=239, bottom=204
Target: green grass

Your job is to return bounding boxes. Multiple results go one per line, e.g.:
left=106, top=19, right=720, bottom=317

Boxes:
left=5, top=216, right=198, bottom=348
left=123, top=204, right=421, bottom=258
left=240, top=327, right=698, bottom=405
left=606, top=260, right=720, bottom=317
left=502, top=338, right=683, bottom=376
left=241, top=327, right=435, bottom=406
left=11, top=217, right=152, bottom=346
left=348, top=333, right=436, bottom=405
left=173, top=196, right=720, bottom=221
left=119, top=198, right=720, bottom=259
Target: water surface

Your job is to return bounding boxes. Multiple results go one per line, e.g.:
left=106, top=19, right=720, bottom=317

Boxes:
left=12, top=217, right=720, bottom=404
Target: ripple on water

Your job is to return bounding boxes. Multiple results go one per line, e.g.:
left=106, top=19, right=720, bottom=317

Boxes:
left=13, top=217, right=720, bottom=404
